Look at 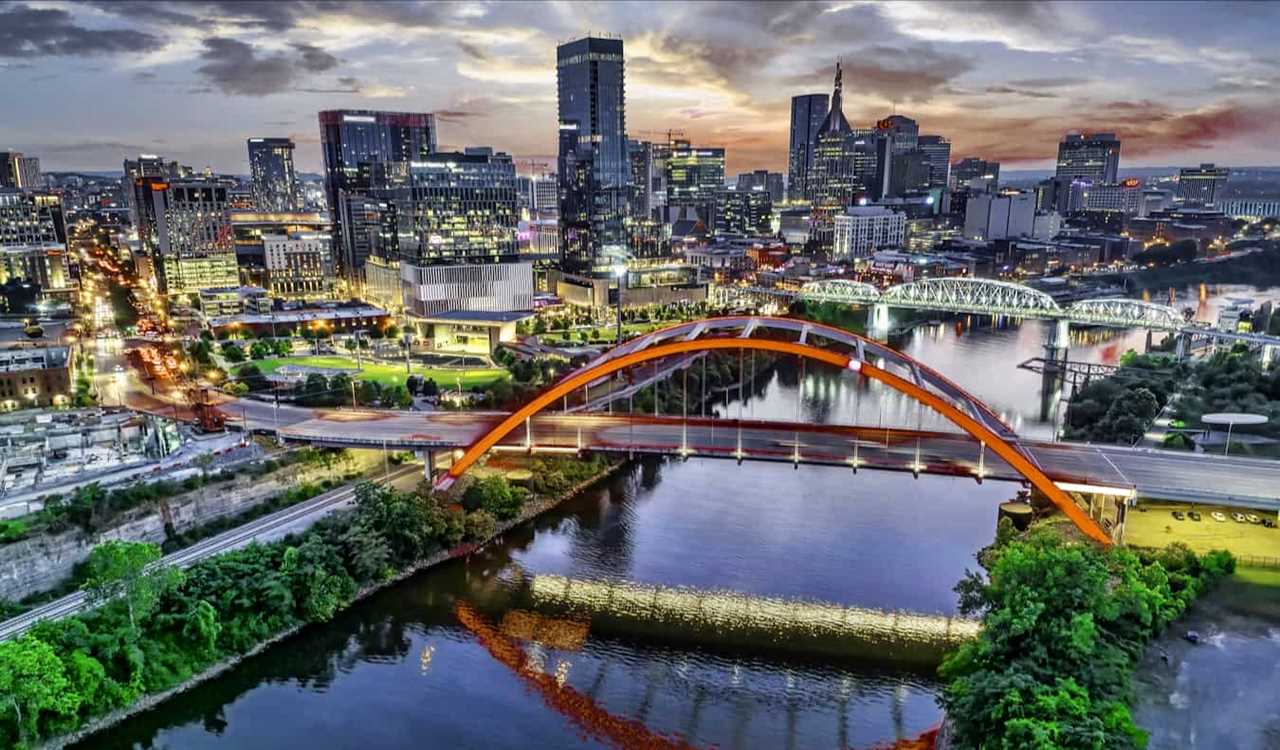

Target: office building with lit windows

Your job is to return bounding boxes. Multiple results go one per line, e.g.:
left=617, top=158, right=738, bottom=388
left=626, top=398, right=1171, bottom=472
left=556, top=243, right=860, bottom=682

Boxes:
left=666, top=140, right=725, bottom=221
left=556, top=35, right=629, bottom=272
left=787, top=93, right=829, bottom=202
left=1177, top=163, right=1229, bottom=207
left=833, top=206, right=906, bottom=259
left=142, top=180, right=240, bottom=297
left=0, top=152, right=42, bottom=190
left=1056, top=132, right=1120, bottom=183
left=318, top=109, right=437, bottom=286
left=247, top=138, right=302, bottom=212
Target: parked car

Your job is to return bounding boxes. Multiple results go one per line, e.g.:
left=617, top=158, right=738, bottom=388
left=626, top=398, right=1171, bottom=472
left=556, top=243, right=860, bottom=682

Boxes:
left=1188, top=511, right=1202, bottom=522
left=1211, top=512, right=1228, bottom=522
left=1246, top=514, right=1262, bottom=524
left=1232, top=512, right=1248, bottom=523
left=1172, top=510, right=1186, bottom=521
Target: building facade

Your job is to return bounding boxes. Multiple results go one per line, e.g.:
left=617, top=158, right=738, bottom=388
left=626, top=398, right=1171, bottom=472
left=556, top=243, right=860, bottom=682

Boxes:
left=787, top=93, right=829, bottom=202
left=1219, top=199, right=1280, bottom=221
left=666, top=141, right=725, bottom=221
left=318, top=109, right=437, bottom=287
left=557, top=36, right=629, bottom=273
left=832, top=206, right=906, bottom=259
left=715, top=186, right=772, bottom=235
left=0, top=152, right=41, bottom=190
left=964, top=192, right=1036, bottom=241
left=262, top=232, right=331, bottom=300
left=736, top=170, right=784, bottom=204
left=916, top=136, right=951, bottom=189
left=1177, top=163, right=1229, bottom=207
left=145, top=180, right=239, bottom=297
left=952, top=158, right=999, bottom=191
left=247, top=138, right=302, bottom=212
left=1055, top=132, right=1120, bottom=183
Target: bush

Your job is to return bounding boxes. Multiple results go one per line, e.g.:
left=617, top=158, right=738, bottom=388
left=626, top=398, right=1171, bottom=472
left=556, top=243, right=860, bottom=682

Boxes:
left=464, top=510, right=497, bottom=542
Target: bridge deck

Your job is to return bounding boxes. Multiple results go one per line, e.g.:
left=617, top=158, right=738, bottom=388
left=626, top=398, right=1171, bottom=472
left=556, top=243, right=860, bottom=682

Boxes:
left=277, top=412, right=1280, bottom=511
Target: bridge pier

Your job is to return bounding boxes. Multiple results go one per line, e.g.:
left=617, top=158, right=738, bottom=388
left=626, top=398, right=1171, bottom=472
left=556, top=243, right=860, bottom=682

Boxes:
left=869, top=303, right=890, bottom=340
left=1174, top=333, right=1190, bottom=360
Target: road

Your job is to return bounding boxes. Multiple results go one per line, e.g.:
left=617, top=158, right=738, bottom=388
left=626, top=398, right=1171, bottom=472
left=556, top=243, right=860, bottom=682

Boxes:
left=0, top=463, right=422, bottom=641
left=276, top=411, right=1280, bottom=511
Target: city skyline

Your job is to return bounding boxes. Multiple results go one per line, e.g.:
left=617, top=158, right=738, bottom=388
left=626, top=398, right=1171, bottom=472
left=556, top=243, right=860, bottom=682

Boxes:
left=4, top=1, right=1280, bottom=174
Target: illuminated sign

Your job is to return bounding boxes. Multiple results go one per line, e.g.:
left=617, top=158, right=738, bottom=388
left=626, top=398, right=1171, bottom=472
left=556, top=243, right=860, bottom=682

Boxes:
left=343, top=115, right=376, bottom=123
left=1121, top=178, right=1141, bottom=188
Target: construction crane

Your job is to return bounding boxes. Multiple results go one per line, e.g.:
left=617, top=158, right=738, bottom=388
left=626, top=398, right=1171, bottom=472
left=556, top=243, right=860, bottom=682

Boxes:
left=630, top=129, right=686, bottom=146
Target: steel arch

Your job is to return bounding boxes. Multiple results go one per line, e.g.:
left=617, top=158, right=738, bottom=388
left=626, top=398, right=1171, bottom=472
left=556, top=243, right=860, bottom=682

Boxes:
left=799, top=279, right=882, bottom=305
left=1066, top=298, right=1184, bottom=330
left=438, top=317, right=1111, bottom=545
left=882, top=277, right=1062, bottom=317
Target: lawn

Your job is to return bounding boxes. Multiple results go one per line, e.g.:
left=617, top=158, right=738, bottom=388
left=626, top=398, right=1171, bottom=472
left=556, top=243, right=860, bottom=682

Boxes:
left=252, top=356, right=507, bottom=389
left=540, top=321, right=671, bottom=344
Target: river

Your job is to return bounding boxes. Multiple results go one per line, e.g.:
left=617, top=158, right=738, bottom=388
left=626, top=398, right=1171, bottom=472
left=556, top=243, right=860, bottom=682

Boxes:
left=83, top=284, right=1276, bottom=749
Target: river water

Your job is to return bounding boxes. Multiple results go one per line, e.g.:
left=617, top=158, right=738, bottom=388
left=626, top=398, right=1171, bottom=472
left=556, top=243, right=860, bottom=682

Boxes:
left=85, top=285, right=1274, bottom=750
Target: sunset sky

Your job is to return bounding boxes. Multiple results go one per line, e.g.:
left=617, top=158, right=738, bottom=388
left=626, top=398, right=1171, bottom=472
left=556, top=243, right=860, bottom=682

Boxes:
left=4, top=1, right=1280, bottom=175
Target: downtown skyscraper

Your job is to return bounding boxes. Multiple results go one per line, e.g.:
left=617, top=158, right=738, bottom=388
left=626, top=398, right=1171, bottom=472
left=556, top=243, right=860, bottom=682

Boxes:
left=1055, top=132, right=1121, bottom=183
left=556, top=35, right=629, bottom=273
left=318, top=109, right=437, bottom=288
left=787, top=93, right=828, bottom=202
left=247, top=137, right=301, bottom=212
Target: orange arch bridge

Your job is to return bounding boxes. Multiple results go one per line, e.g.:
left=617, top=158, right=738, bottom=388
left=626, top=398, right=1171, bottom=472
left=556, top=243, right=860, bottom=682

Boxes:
left=439, top=316, right=1111, bottom=546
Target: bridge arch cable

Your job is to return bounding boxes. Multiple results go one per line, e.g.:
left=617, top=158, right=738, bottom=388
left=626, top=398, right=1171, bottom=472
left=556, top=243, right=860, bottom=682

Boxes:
left=881, top=277, right=1062, bottom=318
left=439, top=316, right=1111, bottom=546
left=799, top=279, right=881, bottom=305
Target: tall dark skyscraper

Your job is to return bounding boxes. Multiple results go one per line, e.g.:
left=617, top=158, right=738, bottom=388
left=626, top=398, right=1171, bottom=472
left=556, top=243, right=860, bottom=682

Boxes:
left=787, top=93, right=828, bottom=202
left=916, top=135, right=952, bottom=189
left=876, top=115, right=919, bottom=153
left=318, top=109, right=437, bottom=288
left=1055, top=132, right=1120, bottom=183
left=247, top=137, right=301, bottom=212
left=557, top=35, right=629, bottom=273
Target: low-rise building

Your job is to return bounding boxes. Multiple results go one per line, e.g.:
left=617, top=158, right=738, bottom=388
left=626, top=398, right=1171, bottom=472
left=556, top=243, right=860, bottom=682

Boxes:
left=0, top=343, right=72, bottom=410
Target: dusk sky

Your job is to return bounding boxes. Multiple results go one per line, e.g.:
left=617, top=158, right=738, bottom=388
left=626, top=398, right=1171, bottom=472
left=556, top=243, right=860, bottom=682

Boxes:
left=4, top=0, right=1280, bottom=175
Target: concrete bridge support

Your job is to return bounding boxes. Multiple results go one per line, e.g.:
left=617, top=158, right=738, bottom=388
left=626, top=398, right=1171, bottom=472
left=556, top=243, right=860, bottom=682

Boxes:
left=869, top=303, right=890, bottom=340
left=1174, top=333, right=1190, bottom=360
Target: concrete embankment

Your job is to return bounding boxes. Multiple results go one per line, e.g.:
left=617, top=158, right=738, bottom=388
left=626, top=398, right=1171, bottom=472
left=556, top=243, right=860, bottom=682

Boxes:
left=490, top=572, right=980, bottom=668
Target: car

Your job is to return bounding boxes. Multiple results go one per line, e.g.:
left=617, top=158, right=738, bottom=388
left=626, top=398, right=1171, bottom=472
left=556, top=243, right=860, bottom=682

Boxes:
left=1264, top=518, right=1277, bottom=529
left=1232, top=512, right=1248, bottom=523
left=1172, top=510, right=1186, bottom=521
left=1188, top=511, right=1202, bottom=522
left=1211, top=512, right=1228, bottom=522
left=1247, top=514, right=1262, bottom=524
left=113, top=364, right=124, bottom=373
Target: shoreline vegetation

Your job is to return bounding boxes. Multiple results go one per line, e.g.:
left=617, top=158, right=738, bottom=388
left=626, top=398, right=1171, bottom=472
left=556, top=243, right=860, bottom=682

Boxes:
left=3, top=454, right=623, bottom=749
left=936, top=519, right=1235, bottom=749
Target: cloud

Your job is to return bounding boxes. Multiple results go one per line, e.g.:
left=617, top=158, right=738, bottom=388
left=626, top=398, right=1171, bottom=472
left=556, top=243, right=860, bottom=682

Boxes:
left=982, top=85, right=1059, bottom=99
left=874, top=0, right=1092, bottom=53
left=787, top=44, right=975, bottom=103
left=196, top=37, right=344, bottom=95
left=290, top=42, right=339, bottom=72
left=0, top=3, right=164, bottom=57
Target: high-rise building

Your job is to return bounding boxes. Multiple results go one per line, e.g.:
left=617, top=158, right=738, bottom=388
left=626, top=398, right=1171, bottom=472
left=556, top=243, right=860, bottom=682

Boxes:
left=1177, top=163, right=1229, bottom=207
left=228, top=210, right=331, bottom=292
left=787, top=93, right=829, bottom=202
left=0, top=190, right=64, bottom=247
left=144, top=179, right=240, bottom=297
left=806, top=64, right=892, bottom=244
left=887, top=150, right=931, bottom=197
left=716, top=186, right=772, bottom=235
left=917, top=136, right=951, bottom=189
left=1055, top=132, right=1120, bottom=183
left=736, top=170, right=784, bottom=204
left=833, top=206, right=906, bottom=259
left=247, top=137, right=301, bottom=212
left=318, top=109, right=437, bottom=287
left=952, top=158, right=1000, bottom=191
left=628, top=139, right=656, bottom=219
left=261, top=232, right=331, bottom=300
left=0, top=152, right=41, bottom=190
left=876, top=115, right=919, bottom=153
left=556, top=35, right=629, bottom=272
left=122, top=154, right=187, bottom=232
left=1082, top=178, right=1143, bottom=215
left=666, top=140, right=725, bottom=220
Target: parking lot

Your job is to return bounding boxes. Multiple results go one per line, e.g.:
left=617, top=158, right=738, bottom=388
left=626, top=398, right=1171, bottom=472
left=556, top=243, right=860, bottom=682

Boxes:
left=1124, top=501, right=1280, bottom=558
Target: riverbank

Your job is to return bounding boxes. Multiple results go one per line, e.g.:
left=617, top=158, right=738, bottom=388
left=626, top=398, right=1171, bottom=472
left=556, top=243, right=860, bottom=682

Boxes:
left=1132, top=565, right=1280, bottom=748
left=33, top=455, right=627, bottom=749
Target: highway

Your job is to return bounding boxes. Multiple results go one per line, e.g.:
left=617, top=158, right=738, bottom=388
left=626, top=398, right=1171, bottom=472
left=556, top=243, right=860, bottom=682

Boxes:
left=277, top=411, right=1280, bottom=511
left=0, top=463, right=422, bottom=641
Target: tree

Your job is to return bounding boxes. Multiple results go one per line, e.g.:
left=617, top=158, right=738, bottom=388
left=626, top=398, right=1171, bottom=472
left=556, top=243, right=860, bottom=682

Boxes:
left=0, top=636, right=80, bottom=746
left=464, top=510, right=496, bottom=542
left=219, top=342, right=245, bottom=363
left=249, top=341, right=272, bottom=360
left=344, top=338, right=358, bottom=354
left=356, top=380, right=381, bottom=406
left=421, top=378, right=439, bottom=397
left=463, top=475, right=522, bottom=520
left=233, top=363, right=270, bottom=392
left=81, top=541, right=181, bottom=632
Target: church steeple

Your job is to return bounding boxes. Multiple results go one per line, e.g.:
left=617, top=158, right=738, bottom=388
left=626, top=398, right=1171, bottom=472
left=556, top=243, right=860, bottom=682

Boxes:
left=817, top=59, right=851, bottom=135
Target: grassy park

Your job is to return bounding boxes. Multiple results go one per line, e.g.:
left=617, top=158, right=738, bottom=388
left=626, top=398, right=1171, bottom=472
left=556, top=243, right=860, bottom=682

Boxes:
left=253, top=355, right=507, bottom=389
